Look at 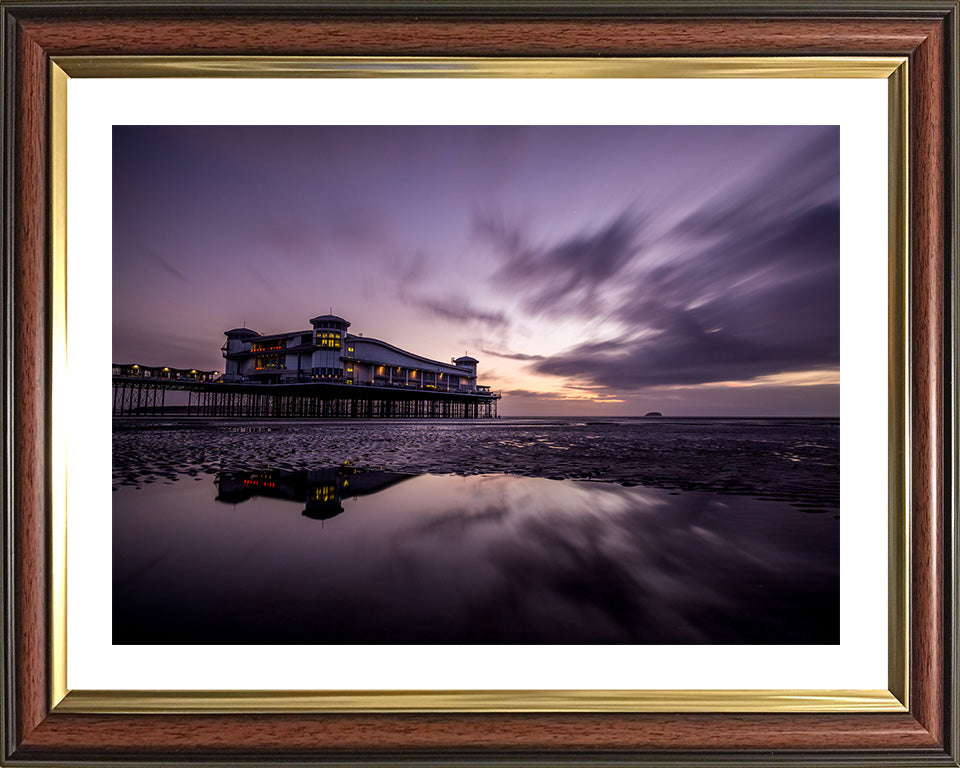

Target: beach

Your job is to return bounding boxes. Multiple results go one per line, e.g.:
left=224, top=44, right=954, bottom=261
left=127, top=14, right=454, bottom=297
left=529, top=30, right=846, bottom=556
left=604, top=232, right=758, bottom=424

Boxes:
left=113, top=417, right=839, bottom=644
left=113, top=417, right=839, bottom=513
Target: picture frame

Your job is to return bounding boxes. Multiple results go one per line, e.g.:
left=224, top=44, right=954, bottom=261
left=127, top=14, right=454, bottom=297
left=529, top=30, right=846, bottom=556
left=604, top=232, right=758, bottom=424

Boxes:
left=1, top=1, right=957, bottom=765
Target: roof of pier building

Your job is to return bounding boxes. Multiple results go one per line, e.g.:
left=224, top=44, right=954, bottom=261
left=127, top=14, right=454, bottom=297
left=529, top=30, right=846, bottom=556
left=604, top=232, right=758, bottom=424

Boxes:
left=310, top=314, right=351, bottom=329
left=224, top=327, right=260, bottom=338
left=346, top=336, right=476, bottom=377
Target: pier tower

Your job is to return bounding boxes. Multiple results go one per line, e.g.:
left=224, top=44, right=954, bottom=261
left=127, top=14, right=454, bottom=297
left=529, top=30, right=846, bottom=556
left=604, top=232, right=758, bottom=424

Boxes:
left=310, top=314, right=351, bottom=382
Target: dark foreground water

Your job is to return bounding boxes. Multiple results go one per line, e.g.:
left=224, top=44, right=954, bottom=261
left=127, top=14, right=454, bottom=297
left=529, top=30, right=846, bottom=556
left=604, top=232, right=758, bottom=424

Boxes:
left=113, top=417, right=839, bottom=644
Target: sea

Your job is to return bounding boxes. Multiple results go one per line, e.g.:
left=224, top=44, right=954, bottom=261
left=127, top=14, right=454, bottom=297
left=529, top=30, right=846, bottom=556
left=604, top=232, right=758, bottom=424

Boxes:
left=113, top=416, right=839, bottom=644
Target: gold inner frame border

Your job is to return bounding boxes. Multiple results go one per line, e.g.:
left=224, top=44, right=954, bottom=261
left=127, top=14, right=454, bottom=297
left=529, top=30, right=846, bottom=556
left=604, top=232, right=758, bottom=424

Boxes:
left=48, top=55, right=909, bottom=714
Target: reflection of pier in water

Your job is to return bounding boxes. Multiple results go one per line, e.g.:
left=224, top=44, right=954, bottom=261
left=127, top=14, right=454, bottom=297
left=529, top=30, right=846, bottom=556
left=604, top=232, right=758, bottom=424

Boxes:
left=214, top=466, right=415, bottom=520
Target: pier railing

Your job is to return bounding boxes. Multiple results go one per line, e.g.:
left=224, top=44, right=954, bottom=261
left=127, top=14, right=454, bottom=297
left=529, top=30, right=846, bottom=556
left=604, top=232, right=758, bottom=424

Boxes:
left=112, top=377, right=500, bottom=419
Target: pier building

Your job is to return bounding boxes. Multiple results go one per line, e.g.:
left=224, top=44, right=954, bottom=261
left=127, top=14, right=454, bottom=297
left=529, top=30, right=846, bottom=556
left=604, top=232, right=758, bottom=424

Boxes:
left=112, top=313, right=500, bottom=418
left=222, top=314, right=490, bottom=395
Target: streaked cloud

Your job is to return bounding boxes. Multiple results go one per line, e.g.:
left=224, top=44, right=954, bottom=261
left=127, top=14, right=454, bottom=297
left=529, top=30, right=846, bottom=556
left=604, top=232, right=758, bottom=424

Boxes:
left=477, top=208, right=645, bottom=316
left=410, top=297, right=508, bottom=330
left=479, top=348, right=545, bottom=362
left=512, top=128, right=840, bottom=392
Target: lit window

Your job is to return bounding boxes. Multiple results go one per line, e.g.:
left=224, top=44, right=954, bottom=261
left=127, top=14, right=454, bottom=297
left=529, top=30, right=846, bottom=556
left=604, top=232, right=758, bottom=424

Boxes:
left=313, top=485, right=335, bottom=503
left=256, top=355, right=284, bottom=370
left=316, top=331, right=342, bottom=350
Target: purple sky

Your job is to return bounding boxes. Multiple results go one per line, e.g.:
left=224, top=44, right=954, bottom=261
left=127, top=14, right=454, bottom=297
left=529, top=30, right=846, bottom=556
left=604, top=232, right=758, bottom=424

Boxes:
left=113, top=125, right=839, bottom=417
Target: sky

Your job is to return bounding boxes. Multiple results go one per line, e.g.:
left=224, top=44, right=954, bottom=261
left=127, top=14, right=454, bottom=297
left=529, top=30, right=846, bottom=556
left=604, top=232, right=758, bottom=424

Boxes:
left=113, top=125, right=840, bottom=417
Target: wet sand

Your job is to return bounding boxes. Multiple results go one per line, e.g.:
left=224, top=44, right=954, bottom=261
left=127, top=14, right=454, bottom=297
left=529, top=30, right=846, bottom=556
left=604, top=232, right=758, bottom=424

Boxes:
left=113, top=417, right=839, bottom=514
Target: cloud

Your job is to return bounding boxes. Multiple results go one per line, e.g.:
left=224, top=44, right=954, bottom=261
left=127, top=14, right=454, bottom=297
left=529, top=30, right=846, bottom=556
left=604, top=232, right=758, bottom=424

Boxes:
left=502, top=388, right=562, bottom=399
left=144, top=249, right=187, bottom=282
left=501, top=388, right=622, bottom=404
left=479, top=348, right=545, bottom=362
left=526, top=128, right=840, bottom=391
left=476, top=208, right=645, bottom=315
left=391, top=251, right=428, bottom=284
left=411, top=297, right=508, bottom=330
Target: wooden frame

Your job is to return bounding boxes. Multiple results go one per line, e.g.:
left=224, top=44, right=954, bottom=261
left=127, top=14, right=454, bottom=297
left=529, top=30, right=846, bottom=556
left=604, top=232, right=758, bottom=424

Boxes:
left=1, top=2, right=957, bottom=765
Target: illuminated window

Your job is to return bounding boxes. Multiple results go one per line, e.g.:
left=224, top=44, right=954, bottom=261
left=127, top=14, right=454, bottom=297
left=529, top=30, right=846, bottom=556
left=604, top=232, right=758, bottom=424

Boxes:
left=317, top=331, right=342, bottom=349
left=313, top=485, right=336, bottom=503
left=312, top=367, right=344, bottom=379
left=256, top=355, right=284, bottom=370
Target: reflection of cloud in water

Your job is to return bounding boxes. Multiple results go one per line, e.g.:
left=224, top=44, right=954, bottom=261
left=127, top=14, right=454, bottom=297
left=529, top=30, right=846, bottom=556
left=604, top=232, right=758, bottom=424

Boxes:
left=378, top=476, right=835, bottom=643
left=113, top=472, right=838, bottom=644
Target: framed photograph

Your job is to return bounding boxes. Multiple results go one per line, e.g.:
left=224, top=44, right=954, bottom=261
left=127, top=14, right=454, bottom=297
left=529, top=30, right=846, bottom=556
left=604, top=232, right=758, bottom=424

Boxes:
left=1, top=2, right=957, bottom=766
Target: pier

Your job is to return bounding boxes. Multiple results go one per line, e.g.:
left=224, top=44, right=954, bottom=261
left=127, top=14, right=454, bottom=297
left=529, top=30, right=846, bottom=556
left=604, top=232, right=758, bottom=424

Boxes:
left=112, top=376, right=500, bottom=419
left=114, top=312, right=502, bottom=419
